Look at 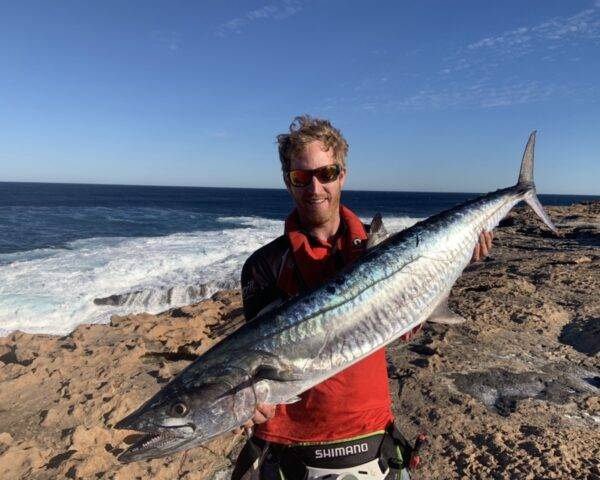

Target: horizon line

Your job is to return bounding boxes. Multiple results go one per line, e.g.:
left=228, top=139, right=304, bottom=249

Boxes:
left=0, top=180, right=598, bottom=198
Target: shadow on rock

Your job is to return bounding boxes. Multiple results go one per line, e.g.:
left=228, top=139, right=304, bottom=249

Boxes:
left=564, top=226, right=600, bottom=248
left=559, top=316, right=600, bottom=356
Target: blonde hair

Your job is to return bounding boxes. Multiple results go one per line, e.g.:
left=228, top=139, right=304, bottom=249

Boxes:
left=277, top=115, right=349, bottom=172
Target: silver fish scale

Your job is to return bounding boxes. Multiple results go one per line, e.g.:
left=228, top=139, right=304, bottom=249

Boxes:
left=241, top=188, right=521, bottom=387
left=190, top=189, right=520, bottom=391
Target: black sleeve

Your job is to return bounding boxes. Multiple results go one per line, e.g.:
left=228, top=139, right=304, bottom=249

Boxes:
left=240, top=236, right=289, bottom=322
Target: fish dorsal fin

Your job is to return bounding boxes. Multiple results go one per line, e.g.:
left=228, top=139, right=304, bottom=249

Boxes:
left=366, top=213, right=389, bottom=249
left=427, top=296, right=466, bottom=325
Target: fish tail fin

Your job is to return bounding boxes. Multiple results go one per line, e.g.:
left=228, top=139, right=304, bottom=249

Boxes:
left=516, top=131, right=559, bottom=235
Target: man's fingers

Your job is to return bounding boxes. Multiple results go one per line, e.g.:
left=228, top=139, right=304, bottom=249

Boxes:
left=252, top=411, right=268, bottom=424
left=256, top=403, right=276, bottom=419
left=485, top=231, right=493, bottom=251
left=471, top=231, right=494, bottom=264
left=232, top=420, right=252, bottom=434
left=471, top=244, right=480, bottom=262
left=479, top=233, right=489, bottom=257
left=232, top=404, right=276, bottom=433
left=481, top=231, right=493, bottom=255
left=252, top=404, right=276, bottom=425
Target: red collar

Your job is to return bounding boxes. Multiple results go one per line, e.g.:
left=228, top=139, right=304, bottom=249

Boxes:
left=282, top=206, right=367, bottom=291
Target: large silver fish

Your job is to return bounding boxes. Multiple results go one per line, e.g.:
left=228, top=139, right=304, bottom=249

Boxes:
left=115, top=132, right=557, bottom=462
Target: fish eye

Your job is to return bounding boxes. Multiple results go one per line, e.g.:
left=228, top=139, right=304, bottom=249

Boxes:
left=170, top=401, right=189, bottom=417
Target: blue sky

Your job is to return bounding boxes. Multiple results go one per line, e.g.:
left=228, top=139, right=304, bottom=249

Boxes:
left=1, top=1, right=599, bottom=194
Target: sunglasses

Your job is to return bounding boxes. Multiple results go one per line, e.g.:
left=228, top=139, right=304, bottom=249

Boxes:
left=286, top=164, right=342, bottom=187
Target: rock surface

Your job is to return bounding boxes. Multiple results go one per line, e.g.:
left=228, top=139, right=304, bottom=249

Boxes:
left=1, top=203, right=599, bottom=479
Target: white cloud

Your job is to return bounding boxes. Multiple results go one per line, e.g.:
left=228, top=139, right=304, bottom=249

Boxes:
left=452, top=6, right=600, bottom=71
left=395, top=81, right=559, bottom=109
left=467, top=7, right=600, bottom=56
left=215, top=0, right=304, bottom=37
left=327, top=5, right=600, bottom=112
left=323, top=80, right=580, bottom=113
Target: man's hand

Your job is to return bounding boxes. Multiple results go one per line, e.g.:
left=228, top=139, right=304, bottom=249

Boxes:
left=232, top=403, right=276, bottom=435
left=471, top=231, right=493, bottom=263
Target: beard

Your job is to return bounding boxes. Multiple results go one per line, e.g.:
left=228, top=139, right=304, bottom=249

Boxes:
left=297, top=193, right=340, bottom=228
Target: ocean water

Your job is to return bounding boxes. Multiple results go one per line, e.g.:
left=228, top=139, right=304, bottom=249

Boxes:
left=0, top=181, right=597, bottom=337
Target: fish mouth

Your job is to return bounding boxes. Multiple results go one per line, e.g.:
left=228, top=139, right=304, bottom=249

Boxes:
left=115, top=414, right=197, bottom=464
left=117, top=427, right=195, bottom=463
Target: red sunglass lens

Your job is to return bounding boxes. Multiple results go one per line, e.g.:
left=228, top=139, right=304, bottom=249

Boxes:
left=289, top=170, right=312, bottom=186
left=314, top=165, right=340, bottom=183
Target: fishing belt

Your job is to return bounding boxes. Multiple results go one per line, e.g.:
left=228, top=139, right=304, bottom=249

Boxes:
left=231, top=423, right=416, bottom=480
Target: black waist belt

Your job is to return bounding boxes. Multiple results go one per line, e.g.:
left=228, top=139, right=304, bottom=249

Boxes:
left=231, top=425, right=414, bottom=480
left=261, top=432, right=386, bottom=472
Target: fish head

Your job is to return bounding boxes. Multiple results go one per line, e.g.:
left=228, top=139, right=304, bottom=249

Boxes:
left=115, top=372, right=255, bottom=463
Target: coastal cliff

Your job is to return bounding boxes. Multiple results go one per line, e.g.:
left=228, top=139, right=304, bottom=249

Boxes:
left=0, top=203, right=598, bottom=479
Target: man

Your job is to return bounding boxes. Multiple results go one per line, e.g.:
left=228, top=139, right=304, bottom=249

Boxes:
left=232, top=116, right=493, bottom=479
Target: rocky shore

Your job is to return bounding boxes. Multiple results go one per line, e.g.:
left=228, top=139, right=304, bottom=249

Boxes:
left=1, top=203, right=598, bottom=479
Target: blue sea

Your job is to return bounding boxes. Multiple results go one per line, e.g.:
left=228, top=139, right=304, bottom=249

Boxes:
left=1, top=181, right=597, bottom=337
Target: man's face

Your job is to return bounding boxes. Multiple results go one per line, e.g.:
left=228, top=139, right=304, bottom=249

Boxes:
left=285, top=140, right=346, bottom=228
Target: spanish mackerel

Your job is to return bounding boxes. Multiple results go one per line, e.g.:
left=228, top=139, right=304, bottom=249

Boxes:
left=115, top=132, right=557, bottom=462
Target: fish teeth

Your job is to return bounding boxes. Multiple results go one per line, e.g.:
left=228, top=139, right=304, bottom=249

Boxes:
left=134, top=431, right=178, bottom=451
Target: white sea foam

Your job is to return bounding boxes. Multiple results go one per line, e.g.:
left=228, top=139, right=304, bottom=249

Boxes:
left=0, top=215, right=420, bottom=337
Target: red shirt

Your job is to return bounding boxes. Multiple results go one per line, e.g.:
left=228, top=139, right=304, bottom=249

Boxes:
left=254, top=206, right=394, bottom=444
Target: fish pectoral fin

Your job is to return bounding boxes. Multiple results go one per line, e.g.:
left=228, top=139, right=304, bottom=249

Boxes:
left=366, top=213, right=390, bottom=249
left=252, top=354, right=305, bottom=382
left=254, top=364, right=303, bottom=381
left=427, top=298, right=467, bottom=325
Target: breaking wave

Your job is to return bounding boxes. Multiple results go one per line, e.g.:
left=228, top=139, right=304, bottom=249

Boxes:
left=0, top=215, right=420, bottom=337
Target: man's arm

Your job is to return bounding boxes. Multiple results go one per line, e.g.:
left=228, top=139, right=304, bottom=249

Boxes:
left=241, top=256, right=275, bottom=322
left=240, top=236, right=289, bottom=322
